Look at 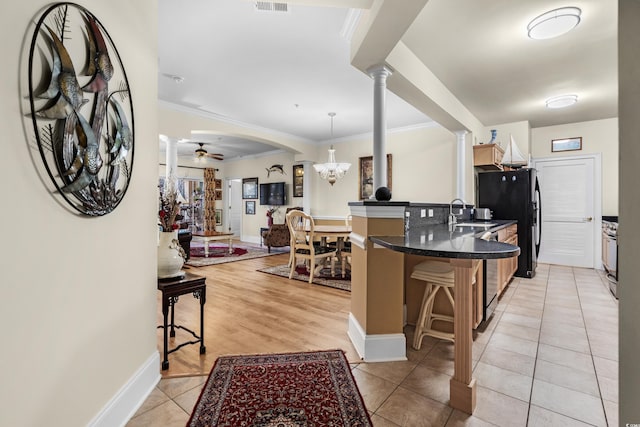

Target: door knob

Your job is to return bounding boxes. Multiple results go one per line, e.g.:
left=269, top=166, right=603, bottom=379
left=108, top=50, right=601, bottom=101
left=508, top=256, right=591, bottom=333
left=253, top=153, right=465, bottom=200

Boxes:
left=585, top=217, right=593, bottom=222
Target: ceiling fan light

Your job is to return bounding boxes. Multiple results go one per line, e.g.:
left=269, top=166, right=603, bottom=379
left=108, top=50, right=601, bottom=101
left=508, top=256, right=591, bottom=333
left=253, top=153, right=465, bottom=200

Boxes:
left=545, top=94, right=578, bottom=109
left=528, top=7, right=581, bottom=40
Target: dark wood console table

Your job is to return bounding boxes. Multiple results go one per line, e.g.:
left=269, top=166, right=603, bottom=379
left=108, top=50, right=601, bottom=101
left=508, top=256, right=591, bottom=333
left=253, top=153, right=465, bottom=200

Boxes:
left=157, top=272, right=206, bottom=370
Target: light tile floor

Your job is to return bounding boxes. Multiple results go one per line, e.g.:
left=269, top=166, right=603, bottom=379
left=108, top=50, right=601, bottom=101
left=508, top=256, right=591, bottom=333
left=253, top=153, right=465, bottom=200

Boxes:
left=127, top=264, right=618, bottom=426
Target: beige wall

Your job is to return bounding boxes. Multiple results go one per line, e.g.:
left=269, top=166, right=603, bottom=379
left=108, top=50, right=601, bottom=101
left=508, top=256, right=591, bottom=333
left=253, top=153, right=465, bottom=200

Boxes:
left=1, top=1, right=158, bottom=425
left=531, top=118, right=619, bottom=216
left=224, top=152, right=300, bottom=238
left=481, top=120, right=531, bottom=157
left=311, top=125, right=457, bottom=218
left=163, top=122, right=459, bottom=242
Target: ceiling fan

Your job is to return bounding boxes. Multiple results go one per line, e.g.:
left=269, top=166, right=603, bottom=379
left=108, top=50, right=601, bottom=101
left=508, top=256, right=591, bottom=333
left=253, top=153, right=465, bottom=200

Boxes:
left=194, top=143, right=224, bottom=161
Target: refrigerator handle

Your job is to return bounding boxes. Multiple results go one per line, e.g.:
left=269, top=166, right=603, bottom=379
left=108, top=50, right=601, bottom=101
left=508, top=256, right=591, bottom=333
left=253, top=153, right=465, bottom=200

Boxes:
left=534, top=178, right=542, bottom=257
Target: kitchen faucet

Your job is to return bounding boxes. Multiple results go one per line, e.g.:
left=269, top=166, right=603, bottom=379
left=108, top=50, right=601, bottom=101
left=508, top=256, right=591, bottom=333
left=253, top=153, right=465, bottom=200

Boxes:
left=448, top=198, right=467, bottom=225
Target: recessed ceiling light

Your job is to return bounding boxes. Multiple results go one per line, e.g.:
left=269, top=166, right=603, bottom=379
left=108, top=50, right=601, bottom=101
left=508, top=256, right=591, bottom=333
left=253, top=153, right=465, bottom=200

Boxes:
left=528, top=7, right=581, bottom=40
left=162, top=73, right=185, bottom=83
left=546, top=94, right=578, bottom=109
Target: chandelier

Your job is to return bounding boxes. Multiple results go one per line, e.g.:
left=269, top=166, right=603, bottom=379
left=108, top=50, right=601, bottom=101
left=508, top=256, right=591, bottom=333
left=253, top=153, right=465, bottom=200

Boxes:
left=313, top=113, right=351, bottom=185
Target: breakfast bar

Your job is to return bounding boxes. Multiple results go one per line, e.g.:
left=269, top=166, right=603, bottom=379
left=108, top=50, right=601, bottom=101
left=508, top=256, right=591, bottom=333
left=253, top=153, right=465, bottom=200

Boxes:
left=348, top=201, right=519, bottom=414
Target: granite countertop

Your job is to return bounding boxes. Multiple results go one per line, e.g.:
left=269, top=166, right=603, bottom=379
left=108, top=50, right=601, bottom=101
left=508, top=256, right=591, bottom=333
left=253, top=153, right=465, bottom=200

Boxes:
left=369, top=220, right=520, bottom=260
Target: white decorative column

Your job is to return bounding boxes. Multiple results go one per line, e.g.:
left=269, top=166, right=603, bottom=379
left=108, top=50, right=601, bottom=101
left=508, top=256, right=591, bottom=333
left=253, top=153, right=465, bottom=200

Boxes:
left=455, top=130, right=468, bottom=201
left=163, top=135, right=178, bottom=193
left=368, top=65, right=393, bottom=195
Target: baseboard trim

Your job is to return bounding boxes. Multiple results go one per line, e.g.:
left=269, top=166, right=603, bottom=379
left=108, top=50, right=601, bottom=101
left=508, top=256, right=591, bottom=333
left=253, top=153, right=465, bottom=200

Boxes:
left=347, top=313, right=407, bottom=362
left=87, top=351, right=161, bottom=427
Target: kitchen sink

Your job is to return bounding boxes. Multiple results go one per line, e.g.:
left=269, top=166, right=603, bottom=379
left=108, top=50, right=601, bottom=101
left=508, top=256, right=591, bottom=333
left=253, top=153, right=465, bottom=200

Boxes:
left=455, top=222, right=496, bottom=228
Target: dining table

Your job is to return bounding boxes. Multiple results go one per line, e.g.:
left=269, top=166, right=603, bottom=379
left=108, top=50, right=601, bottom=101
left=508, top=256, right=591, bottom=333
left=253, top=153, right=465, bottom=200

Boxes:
left=308, top=224, right=352, bottom=248
left=304, top=224, right=352, bottom=275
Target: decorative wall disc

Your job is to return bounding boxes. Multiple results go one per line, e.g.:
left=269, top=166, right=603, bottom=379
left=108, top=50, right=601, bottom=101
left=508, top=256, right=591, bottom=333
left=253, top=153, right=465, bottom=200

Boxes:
left=26, top=3, right=134, bottom=216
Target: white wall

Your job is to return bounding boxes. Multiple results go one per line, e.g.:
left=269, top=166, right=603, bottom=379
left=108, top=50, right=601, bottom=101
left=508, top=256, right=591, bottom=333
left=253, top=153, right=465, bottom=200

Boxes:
left=531, top=118, right=618, bottom=216
left=0, top=1, right=158, bottom=425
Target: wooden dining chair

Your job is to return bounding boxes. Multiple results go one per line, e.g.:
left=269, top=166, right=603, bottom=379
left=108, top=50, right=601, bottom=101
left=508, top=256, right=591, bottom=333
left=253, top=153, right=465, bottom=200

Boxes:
left=285, top=207, right=303, bottom=266
left=286, top=210, right=337, bottom=283
left=323, top=214, right=353, bottom=277
left=337, top=214, right=352, bottom=277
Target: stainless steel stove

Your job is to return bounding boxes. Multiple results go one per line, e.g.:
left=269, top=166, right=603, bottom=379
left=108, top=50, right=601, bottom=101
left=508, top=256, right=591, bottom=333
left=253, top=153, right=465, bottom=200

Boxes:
left=602, top=219, right=618, bottom=298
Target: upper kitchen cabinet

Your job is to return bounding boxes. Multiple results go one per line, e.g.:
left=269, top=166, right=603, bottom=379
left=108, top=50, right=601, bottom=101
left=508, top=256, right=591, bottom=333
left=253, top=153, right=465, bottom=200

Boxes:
left=473, top=143, right=504, bottom=170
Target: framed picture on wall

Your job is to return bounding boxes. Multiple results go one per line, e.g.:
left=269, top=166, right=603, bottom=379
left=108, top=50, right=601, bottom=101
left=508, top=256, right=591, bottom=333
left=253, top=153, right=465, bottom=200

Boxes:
left=215, top=179, right=222, bottom=189
left=359, top=154, right=392, bottom=200
left=242, top=177, right=258, bottom=199
left=215, top=189, right=223, bottom=200
left=551, top=137, right=582, bottom=152
left=215, top=209, right=222, bottom=225
left=245, top=200, right=256, bottom=215
left=293, top=164, right=304, bottom=197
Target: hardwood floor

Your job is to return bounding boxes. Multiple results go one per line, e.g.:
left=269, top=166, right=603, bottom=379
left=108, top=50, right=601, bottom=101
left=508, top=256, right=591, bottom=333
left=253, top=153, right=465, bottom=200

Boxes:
left=157, top=251, right=359, bottom=378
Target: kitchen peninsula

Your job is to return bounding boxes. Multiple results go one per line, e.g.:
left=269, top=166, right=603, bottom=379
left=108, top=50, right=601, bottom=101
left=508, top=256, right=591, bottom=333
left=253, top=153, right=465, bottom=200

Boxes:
left=348, top=201, right=519, bottom=414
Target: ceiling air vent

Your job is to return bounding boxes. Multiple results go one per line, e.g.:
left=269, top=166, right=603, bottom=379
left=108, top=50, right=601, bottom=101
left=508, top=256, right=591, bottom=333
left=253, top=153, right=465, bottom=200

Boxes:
left=255, top=2, right=289, bottom=13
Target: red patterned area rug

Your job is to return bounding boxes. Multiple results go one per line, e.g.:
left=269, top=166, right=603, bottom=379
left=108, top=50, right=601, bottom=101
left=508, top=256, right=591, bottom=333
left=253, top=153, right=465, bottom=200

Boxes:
left=187, top=350, right=372, bottom=427
left=257, top=264, right=351, bottom=292
left=190, top=246, right=248, bottom=258
left=186, top=244, right=288, bottom=267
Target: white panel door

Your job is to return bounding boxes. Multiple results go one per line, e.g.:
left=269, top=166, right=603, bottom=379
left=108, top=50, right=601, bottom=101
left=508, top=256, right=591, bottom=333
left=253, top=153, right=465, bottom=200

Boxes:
left=228, top=179, right=242, bottom=237
left=535, top=157, right=596, bottom=267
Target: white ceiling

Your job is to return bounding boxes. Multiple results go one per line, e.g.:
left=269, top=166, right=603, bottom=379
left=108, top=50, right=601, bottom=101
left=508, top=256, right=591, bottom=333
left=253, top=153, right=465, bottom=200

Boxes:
left=158, top=0, right=617, bottom=163
left=403, top=0, right=617, bottom=129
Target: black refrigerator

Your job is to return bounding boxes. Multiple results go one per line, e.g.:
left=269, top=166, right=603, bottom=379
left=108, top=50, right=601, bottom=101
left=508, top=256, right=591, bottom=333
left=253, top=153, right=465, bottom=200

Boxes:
left=477, top=168, right=541, bottom=278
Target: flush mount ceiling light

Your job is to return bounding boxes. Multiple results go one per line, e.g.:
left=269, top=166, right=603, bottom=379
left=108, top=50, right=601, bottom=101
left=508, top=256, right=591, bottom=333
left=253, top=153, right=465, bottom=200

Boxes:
left=313, top=113, right=351, bottom=186
left=546, top=94, right=578, bottom=109
left=527, top=7, right=581, bottom=40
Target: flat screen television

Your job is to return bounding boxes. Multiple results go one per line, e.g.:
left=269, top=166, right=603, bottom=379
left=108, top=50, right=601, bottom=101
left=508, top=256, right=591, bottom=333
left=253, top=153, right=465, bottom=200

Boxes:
left=259, top=182, right=287, bottom=206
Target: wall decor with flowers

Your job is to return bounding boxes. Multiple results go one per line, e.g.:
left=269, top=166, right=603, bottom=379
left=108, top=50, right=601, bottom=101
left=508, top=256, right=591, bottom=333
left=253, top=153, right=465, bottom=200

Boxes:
left=158, top=190, right=182, bottom=232
left=24, top=3, right=134, bottom=216
left=266, top=206, right=279, bottom=227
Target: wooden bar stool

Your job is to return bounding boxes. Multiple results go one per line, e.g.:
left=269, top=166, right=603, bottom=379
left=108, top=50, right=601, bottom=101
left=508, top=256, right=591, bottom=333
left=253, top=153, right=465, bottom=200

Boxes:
left=411, top=260, right=456, bottom=350
left=411, top=260, right=481, bottom=350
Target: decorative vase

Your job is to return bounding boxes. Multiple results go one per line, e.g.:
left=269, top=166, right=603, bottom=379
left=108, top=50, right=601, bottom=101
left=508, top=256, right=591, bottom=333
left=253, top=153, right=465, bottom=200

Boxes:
left=267, top=216, right=273, bottom=227
left=489, top=129, right=497, bottom=144
left=157, top=230, right=185, bottom=279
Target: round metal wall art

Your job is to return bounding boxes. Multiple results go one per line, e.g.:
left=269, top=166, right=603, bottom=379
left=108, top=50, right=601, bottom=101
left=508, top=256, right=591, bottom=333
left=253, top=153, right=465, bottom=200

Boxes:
left=26, top=3, right=134, bottom=216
